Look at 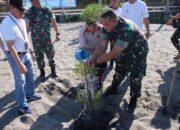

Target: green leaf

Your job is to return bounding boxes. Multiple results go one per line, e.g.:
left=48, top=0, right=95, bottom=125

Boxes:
left=80, top=4, right=104, bottom=22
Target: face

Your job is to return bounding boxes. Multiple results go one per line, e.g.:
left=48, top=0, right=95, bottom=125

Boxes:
left=129, top=0, right=136, bottom=3
left=101, top=18, right=117, bottom=32
left=111, top=0, right=120, bottom=8
left=87, top=24, right=97, bottom=33
left=30, top=0, right=41, bottom=7
left=12, top=6, right=25, bottom=19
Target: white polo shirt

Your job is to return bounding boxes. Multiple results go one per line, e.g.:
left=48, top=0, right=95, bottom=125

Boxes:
left=114, top=7, right=122, bottom=17
left=121, top=0, right=149, bottom=29
left=0, top=13, right=29, bottom=52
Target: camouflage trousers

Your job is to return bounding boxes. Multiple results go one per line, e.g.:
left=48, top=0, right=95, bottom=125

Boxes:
left=171, top=27, right=180, bottom=51
left=33, top=42, right=55, bottom=69
left=111, top=41, right=148, bottom=98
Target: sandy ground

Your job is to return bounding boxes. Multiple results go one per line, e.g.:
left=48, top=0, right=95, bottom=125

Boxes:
left=0, top=23, right=180, bottom=130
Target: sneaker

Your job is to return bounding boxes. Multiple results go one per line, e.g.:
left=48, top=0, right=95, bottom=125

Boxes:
left=27, top=94, right=42, bottom=101
left=19, top=106, right=32, bottom=114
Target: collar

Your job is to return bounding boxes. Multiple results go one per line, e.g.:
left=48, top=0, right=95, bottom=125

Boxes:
left=111, top=17, right=125, bottom=33
left=32, top=5, right=43, bottom=11
left=128, top=0, right=138, bottom=4
left=109, top=5, right=118, bottom=10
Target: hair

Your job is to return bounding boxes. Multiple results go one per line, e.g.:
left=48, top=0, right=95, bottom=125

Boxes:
left=100, top=8, right=118, bottom=21
left=86, top=21, right=96, bottom=26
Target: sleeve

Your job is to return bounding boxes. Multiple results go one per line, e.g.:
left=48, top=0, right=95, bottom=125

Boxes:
left=100, top=28, right=109, bottom=41
left=114, top=38, right=129, bottom=48
left=79, top=26, right=86, bottom=48
left=142, top=3, right=149, bottom=18
left=47, top=7, right=56, bottom=20
left=0, top=22, right=15, bottom=42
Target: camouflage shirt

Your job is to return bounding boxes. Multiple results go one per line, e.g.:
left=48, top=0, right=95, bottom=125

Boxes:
left=25, top=6, right=55, bottom=45
left=101, top=17, right=149, bottom=64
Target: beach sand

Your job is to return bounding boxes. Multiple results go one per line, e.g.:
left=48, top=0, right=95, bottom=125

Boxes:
left=0, top=23, right=180, bottom=130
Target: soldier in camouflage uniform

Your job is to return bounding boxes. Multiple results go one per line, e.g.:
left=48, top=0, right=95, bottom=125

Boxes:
left=88, top=8, right=148, bottom=112
left=25, top=0, right=60, bottom=80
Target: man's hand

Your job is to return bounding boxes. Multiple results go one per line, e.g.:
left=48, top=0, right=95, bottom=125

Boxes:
left=145, top=31, right=150, bottom=39
left=52, top=33, right=60, bottom=44
left=86, top=57, right=96, bottom=68
left=18, top=62, right=28, bottom=74
left=166, top=19, right=173, bottom=25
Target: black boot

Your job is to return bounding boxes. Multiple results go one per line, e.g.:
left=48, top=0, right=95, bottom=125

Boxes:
left=39, top=69, right=45, bottom=81
left=50, top=66, right=58, bottom=78
left=127, top=96, right=138, bottom=113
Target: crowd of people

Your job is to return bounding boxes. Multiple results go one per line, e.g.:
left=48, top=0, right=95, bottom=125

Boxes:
left=0, top=0, right=179, bottom=116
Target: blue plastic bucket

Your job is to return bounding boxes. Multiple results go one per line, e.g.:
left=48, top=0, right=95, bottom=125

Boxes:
left=75, top=49, right=89, bottom=61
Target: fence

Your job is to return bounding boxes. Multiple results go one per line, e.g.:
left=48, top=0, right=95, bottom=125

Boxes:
left=0, top=4, right=179, bottom=23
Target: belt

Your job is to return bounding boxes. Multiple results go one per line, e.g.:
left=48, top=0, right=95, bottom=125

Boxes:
left=6, top=51, right=28, bottom=55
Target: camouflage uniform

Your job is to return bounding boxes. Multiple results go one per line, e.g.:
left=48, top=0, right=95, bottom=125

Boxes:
left=25, top=6, right=55, bottom=69
left=101, top=17, right=149, bottom=97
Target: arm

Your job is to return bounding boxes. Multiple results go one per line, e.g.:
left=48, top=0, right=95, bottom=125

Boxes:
left=89, top=40, right=108, bottom=65
left=52, top=18, right=59, bottom=34
left=143, top=17, right=150, bottom=39
left=51, top=18, right=60, bottom=41
left=29, top=47, right=36, bottom=61
left=24, top=11, right=30, bottom=33
left=171, top=13, right=180, bottom=20
left=166, top=13, right=180, bottom=25
left=7, top=40, right=27, bottom=74
left=142, top=3, right=150, bottom=39
left=26, top=21, right=30, bottom=33
left=96, top=46, right=124, bottom=64
left=24, top=19, right=35, bottom=61
left=79, top=26, right=86, bottom=49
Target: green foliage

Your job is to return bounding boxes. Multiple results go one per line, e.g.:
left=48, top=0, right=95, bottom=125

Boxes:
left=74, top=62, right=103, bottom=110
left=76, top=90, right=88, bottom=104
left=76, top=90, right=103, bottom=110
left=80, top=3, right=104, bottom=22
left=94, top=91, right=103, bottom=108
left=73, top=62, right=97, bottom=79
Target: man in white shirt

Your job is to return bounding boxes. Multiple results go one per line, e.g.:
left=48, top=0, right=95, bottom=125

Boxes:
left=121, top=0, right=150, bottom=39
left=0, top=0, right=41, bottom=114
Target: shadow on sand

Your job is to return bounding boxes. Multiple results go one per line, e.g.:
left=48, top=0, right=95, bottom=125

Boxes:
left=151, top=68, right=180, bottom=129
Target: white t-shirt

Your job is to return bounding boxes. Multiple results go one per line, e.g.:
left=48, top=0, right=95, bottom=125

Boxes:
left=114, top=7, right=122, bottom=17
left=0, top=13, right=29, bottom=52
left=121, top=0, right=149, bottom=29
left=79, top=25, right=101, bottom=54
